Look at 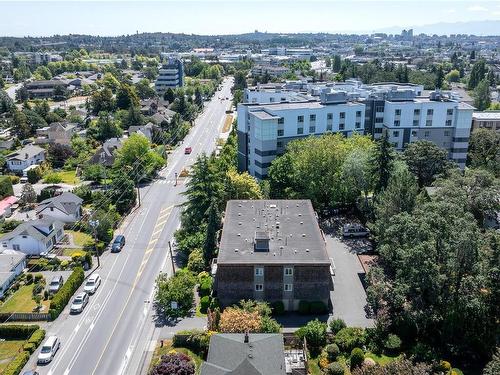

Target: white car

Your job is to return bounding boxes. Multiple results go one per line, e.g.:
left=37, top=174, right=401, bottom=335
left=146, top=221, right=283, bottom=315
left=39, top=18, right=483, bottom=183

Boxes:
left=70, top=292, right=89, bottom=313
left=83, top=274, right=101, bottom=295
left=37, top=336, right=60, bottom=364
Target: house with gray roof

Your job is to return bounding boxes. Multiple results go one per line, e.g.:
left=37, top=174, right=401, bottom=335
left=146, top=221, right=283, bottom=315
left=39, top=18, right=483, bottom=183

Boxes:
left=89, top=137, right=123, bottom=167
left=36, top=192, right=83, bottom=223
left=0, top=219, right=64, bottom=256
left=6, top=145, right=46, bottom=172
left=201, top=334, right=286, bottom=375
left=0, top=249, right=26, bottom=298
left=213, top=200, right=332, bottom=311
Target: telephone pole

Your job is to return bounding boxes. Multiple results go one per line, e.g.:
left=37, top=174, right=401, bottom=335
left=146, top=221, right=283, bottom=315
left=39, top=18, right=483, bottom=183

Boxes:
left=168, top=241, right=175, bottom=274
left=89, top=219, right=100, bottom=268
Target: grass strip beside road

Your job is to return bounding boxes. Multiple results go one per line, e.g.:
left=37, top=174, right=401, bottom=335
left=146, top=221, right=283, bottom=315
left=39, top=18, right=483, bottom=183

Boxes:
left=222, top=115, right=233, bottom=133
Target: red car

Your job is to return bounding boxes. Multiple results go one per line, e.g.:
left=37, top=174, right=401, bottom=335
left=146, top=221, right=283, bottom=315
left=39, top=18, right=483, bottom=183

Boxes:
left=184, top=147, right=192, bottom=154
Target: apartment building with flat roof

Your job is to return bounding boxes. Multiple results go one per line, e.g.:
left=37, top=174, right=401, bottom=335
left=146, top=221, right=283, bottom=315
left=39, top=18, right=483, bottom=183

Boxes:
left=155, top=58, right=184, bottom=93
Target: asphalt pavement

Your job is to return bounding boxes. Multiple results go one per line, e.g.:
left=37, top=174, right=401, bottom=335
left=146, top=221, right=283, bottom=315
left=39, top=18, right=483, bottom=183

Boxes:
left=22, top=77, right=234, bottom=375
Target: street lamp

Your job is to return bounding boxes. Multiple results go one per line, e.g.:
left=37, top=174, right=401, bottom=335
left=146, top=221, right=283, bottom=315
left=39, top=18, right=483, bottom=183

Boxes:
left=89, top=219, right=100, bottom=268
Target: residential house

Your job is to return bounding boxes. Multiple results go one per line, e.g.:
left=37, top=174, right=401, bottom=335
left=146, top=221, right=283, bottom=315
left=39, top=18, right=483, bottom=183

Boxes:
left=35, top=122, right=77, bottom=145
left=0, top=196, right=18, bottom=220
left=6, top=145, right=46, bottom=172
left=89, top=138, right=123, bottom=167
left=0, top=219, right=64, bottom=256
left=128, top=122, right=156, bottom=142
left=36, top=192, right=83, bottom=223
left=213, top=200, right=332, bottom=311
left=201, top=334, right=287, bottom=375
left=0, top=249, right=26, bottom=298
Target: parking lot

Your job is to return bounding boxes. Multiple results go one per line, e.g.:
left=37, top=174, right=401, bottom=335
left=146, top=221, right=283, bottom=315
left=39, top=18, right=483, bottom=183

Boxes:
left=322, top=216, right=375, bottom=328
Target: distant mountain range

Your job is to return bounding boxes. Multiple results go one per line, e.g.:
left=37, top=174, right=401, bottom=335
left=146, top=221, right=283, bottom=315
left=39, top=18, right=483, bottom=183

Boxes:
left=375, top=20, right=500, bottom=36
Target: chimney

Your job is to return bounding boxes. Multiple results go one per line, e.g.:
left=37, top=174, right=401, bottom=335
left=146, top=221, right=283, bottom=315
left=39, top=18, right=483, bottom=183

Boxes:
left=244, top=332, right=249, bottom=343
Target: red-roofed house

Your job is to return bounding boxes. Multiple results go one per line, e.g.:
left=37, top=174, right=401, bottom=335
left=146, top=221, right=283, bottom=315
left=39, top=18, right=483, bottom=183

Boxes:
left=0, top=196, right=18, bottom=219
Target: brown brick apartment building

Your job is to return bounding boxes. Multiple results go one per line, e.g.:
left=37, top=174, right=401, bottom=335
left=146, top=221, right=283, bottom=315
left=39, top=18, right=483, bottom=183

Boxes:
left=213, top=200, right=332, bottom=311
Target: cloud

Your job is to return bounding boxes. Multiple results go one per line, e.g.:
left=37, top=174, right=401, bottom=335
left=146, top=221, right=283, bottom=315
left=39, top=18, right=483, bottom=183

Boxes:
left=445, top=9, right=456, bottom=14
left=467, top=5, right=488, bottom=12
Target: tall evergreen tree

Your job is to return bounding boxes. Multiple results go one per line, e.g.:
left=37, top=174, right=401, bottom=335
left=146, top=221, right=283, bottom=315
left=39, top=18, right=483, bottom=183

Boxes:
left=371, top=131, right=394, bottom=193
left=203, top=199, right=220, bottom=265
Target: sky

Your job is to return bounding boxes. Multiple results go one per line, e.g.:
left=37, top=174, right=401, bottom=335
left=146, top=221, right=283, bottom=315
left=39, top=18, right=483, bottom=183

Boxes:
left=1, top=0, right=500, bottom=36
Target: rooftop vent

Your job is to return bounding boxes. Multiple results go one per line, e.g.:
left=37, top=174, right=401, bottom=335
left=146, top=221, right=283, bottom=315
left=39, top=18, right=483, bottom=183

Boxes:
left=269, top=204, right=277, bottom=208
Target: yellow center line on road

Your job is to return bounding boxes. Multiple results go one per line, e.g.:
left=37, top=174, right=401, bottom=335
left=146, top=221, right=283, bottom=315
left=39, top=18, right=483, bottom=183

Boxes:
left=90, top=204, right=174, bottom=375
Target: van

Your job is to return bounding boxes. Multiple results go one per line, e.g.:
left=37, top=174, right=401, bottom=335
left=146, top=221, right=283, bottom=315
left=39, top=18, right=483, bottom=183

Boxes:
left=111, top=235, right=125, bottom=253
left=48, top=275, right=64, bottom=294
left=342, top=224, right=369, bottom=238
left=37, top=336, right=60, bottom=364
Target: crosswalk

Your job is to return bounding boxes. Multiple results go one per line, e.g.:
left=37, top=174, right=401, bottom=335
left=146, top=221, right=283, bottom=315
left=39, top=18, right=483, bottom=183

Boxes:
left=156, top=179, right=177, bottom=185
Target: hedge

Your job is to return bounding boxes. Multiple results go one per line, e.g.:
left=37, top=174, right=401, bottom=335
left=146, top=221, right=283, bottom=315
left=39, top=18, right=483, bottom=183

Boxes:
left=2, top=351, right=30, bottom=375
left=173, top=329, right=210, bottom=356
left=0, top=324, right=39, bottom=339
left=200, top=296, right=210, bottom=313
left=23, top=342, right=36, bottom=354
left=271, top=301, right=285, bottom=315
left=49, top=267, right=85, bottom=320
left=28, top=328, right=46, bottom=347
left=199, top=278, right=212, bottom=297
left=298, top=301, right=310, bottom=315
left=310, top=301, right=327, bottom=314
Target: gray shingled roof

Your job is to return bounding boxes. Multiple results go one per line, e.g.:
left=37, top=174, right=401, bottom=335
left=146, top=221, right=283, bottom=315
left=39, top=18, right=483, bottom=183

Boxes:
left=200, top=334, right=286, bottom=375
left=218, top=200, right=329, bottom=265
left=36, top=192, right=83, bottom=215
left=7, top=145, right=45, bottom=161
left=0, top=219, right=63, bottom=242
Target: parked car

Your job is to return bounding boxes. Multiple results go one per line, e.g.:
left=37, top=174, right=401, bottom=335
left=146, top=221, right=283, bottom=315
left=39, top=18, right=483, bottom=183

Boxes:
left=342, top=223, right=369, bottom=238
left=37, top=336, right=60, bottom=364
left=111, top=235, right=125, bottom=253
left=70, top=292, right=89, bottom=314
left=23, top=371, right=39, bottom=375
left=83, top=274, right=101, bottom=294
left=184, top=147, right=192, bottom=154
left=48, top=275, right=64, bottom=294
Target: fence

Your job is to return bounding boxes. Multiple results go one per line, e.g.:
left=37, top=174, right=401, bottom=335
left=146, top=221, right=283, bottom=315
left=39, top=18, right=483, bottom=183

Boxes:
left=0, top=312, right=50, bottom=323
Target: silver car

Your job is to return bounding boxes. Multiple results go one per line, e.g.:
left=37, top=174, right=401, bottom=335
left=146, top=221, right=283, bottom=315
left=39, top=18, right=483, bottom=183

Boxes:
left=37, top=336, right=60, bottom=364
left=70, top=292, right=89, bottom=314
left=83, top=274, right=101, bottom=295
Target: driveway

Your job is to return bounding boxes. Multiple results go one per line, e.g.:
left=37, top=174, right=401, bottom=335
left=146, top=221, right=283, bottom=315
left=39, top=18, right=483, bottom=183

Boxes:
left=322, top=217, right=374, bottom=328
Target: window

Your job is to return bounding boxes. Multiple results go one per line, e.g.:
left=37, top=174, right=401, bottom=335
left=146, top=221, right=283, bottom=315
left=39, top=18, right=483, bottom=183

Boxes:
left=270, top=97, right=275, bottom=102
left=297, top=115, right=304, bottom=123
left=13, top=244, right=20, bottom=250
left=395, top=109, right=401, bottom=116
left=326, top=124, right=332, bottom=131
left=375, top=117, right=383, bottom=123
left=297, top=128, right=304, bottom=135
left=22, top=235, right=27, bottom=239
left=424, top=131, right=430, bottom=137
left=447, top=109, right=453, bottom=116
left=277, top=141, right=283, bottom=148
left=375, top=106, right=384, bottom=113
left=284, top=284, right=293, bottom=292
left=339, top=123, right=345, bottom=130
left=255, top=284, right=263, bottom=291
left=327, top=113, right=333, bottom=120
left=393, top=131, right=400, bottom=137
left=445, top=120, right=452, bottom=126
left=444, top=130, right=451, bottom=137
left=356, top=111, right=362, bottom=117
left=309, top=126, right=316, bottom=133
left=414, top=109, right=420, bottom=116
left=413, top=120, right=419, bottom=126
left=339, top=112, right=345, bottom=119
left=284, top=267, right=293, bottom=276
left=427, top=109, right=434, bottom=116
left=278, top=117, right=284, bottom=125
left=281, top=97, right=286, bottom=101
left=355, top=122, right=361, bottom=129
left=394, top=120, right=400, bottom=127
left=310, top=114, right=316, bottom=122
left=426, top=120, right=432, bottom=127
left=411, top=130, right=417, bottom=137
left=255, top=267, right=264, bottom=276
left=277, top=129, right=284, bottom=137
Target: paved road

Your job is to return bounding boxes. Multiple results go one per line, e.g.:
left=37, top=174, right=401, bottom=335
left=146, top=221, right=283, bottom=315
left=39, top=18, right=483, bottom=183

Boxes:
left=5, top=82, right=22, bottom=100
left=23, top=77, right=234, bottom=375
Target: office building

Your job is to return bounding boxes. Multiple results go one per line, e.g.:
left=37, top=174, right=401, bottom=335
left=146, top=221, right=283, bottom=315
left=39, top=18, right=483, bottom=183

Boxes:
left=155, top=58, right=184, bottom=94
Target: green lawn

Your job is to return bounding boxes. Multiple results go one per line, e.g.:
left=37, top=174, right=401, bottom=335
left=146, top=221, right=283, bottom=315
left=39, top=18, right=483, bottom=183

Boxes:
left=0, top=340, right=25, bottom=373
left=307, top=356, right=322, bottom=375
left=149, top=340, right=203, bottom=375
left=365, top=352, right=401, bottom=366
left=44, top=170, right=80, bottom=185
left=0, top=284, right=50, bottom=313
left=66, top=230, right=93, bottom=247
left=62, top=248, right=86, bottom=257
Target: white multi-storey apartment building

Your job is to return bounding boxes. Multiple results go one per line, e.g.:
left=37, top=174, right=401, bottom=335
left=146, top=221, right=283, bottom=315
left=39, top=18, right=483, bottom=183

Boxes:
left=155, top=58, right=184, bottom=94
left=237, top=81, right=474, bottom=178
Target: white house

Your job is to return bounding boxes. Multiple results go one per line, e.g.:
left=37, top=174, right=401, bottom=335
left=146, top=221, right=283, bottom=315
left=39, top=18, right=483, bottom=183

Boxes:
left=0, top=249, right=26, bottom=298
left=36, top=192, right=83, bottom=223
left=0, top=219, right=64, bottom=256
left=6, top=145, right=46, bottom=172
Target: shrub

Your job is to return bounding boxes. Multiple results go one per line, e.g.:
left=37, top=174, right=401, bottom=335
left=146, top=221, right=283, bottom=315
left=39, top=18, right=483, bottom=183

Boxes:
left=49, top=267, right=84, bottom=319
left=28, top=329, right=46, bottom=347
left=260, top=315, right=281, bottom=333
left=0, top=324, right=38, bottom=339
left=32, top=283, right=44, bottom=295
left=173, top=329, right=210, bottom=356
left=27, top=167, right=43, bottom=184
left=198, top=278, right=212, bottom=297
left=8, top=175, right=20, bottom=185
left=329, top=318, right=346, bottom=334
left=26, top=273, right=33, bottom=284
left=334, top=327, right=366, bottom=353
left=271, top=301, right=285, bottom=316
left=200, top=296, right=210, bottom=313
left=0, top=175, right=14, bottom=199
left=327, top=362, right=345, bottom=375
left=384, top=334, right=402, bottom=353
left=434, top=360, right=452, bottom=373
left=350, top=348, right=365, bottom=369
left=44, top=172, right=63, bottom=184
left=2, top=351, right=30, bottom=375
left=187, top=249, right=205, bottom=274
left=296, top=319, right=327, bottom=349
left=326, top=343, right=340, bottom=361
left=34, top=273, right=43, bottom=283
left=23, top=343, right=36, bottom=353
left=298, top=300, right=310, bottom=315
left=150, top=352, right=194, bottom=375
left=310, top=301, right=327, bottom=314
